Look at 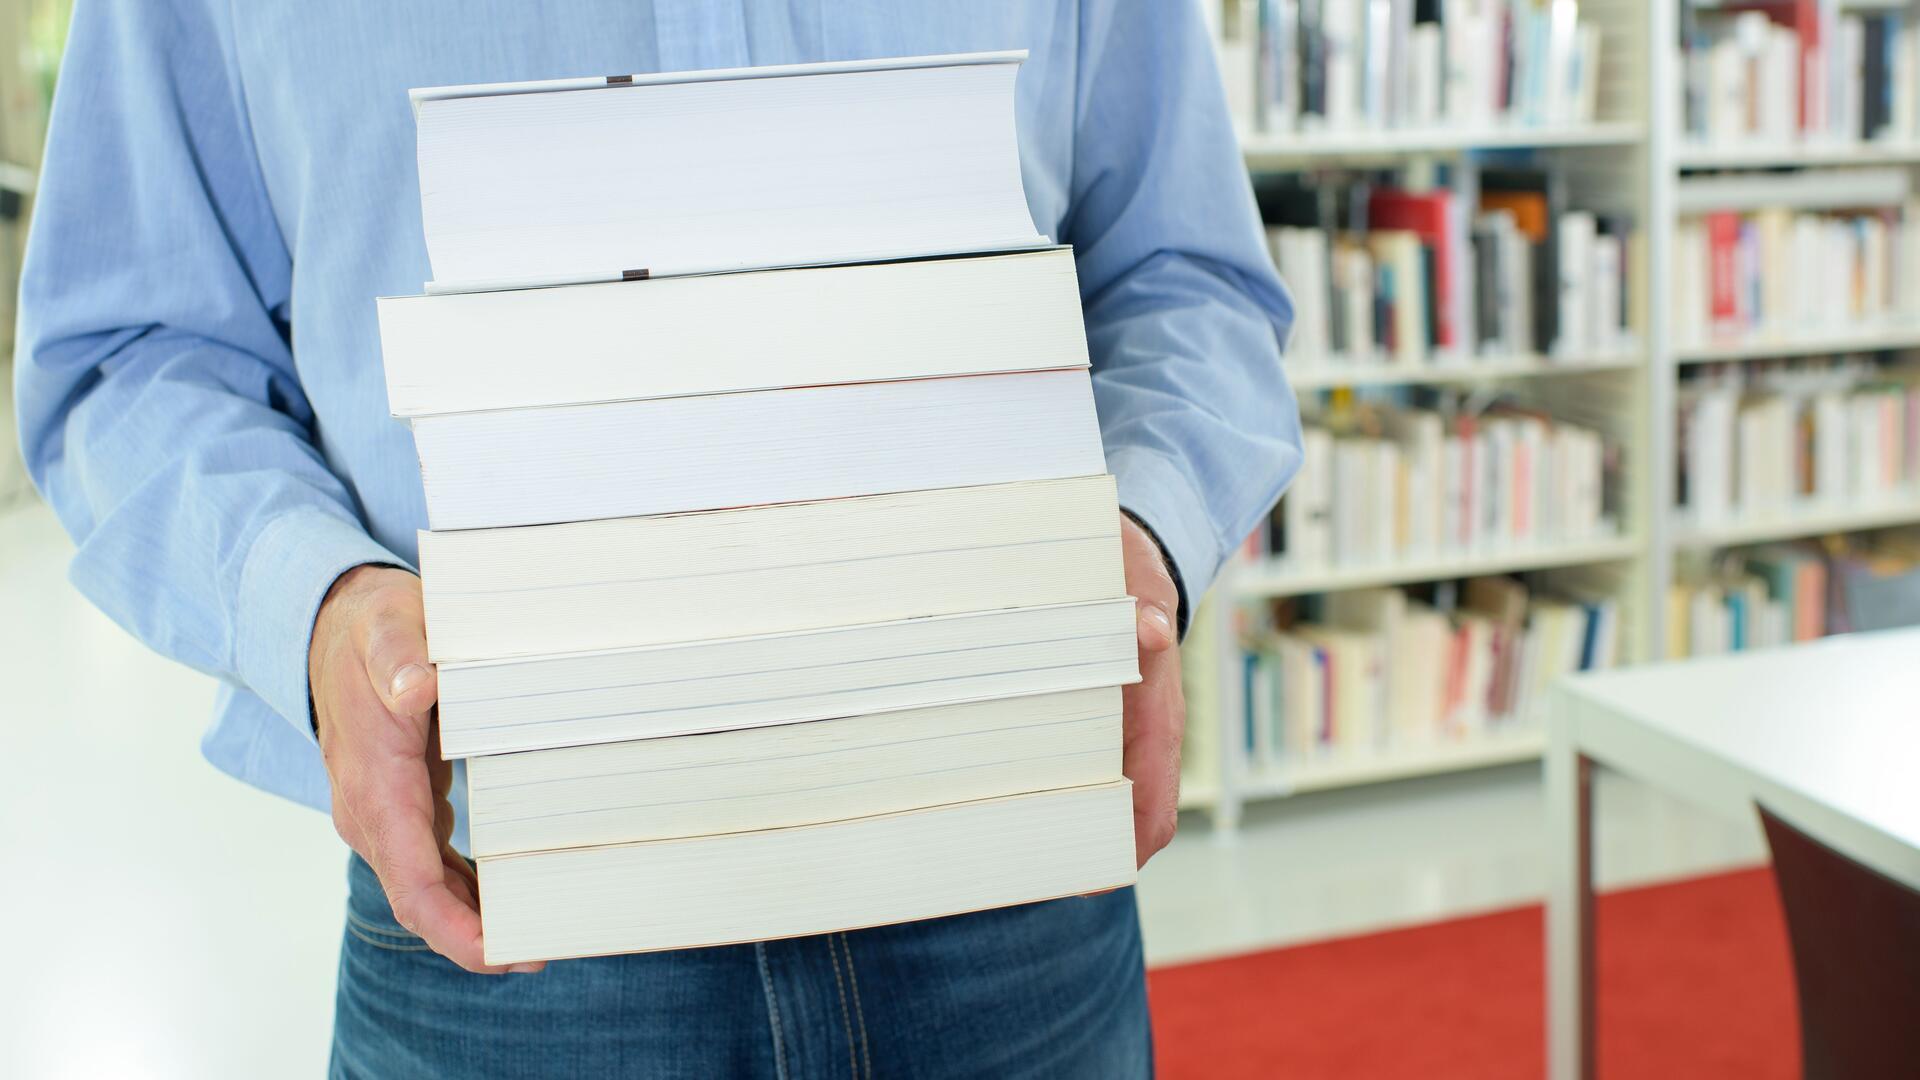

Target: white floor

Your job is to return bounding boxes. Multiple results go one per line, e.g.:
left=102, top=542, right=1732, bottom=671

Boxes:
left=0, top=498, right=1766, bottom=1078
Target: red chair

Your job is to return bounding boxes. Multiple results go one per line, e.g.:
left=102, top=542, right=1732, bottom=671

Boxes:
left=1758, top=805, right=1920, bottom=1080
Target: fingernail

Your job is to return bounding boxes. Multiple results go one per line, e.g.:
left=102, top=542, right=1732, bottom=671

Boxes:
left=508, top=963, right=541, bottom=975
left=389, top=664, right=429, bottom=701
left=1142, top=604, right=1173, bottom=637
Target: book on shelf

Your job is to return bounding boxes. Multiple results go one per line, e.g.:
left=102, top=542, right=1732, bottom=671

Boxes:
left=1212, top=0, right=1604, bottom=136
left=411, top=52, right=1047, bottom=290
left=1176, top=596, right=1226, bottom=800
left=1673, top=199, right=1920, bottom=348
left=1668, top=542, right=1831, bottom=658
left=1678, top=356, right=1920, bottom=526
left=1478, top=166, right=1632, bottom=359
left=408, top=368, right=1108, bottom=530
left=1826, top=531, right=1920, bottom=632
left=1232, top=574, right=1619, bottom=774
left=1680, top=1, right=1920, bottom=151
left=1266, top=169, right=1634, bottom=371
left=381, top=53, right=1142, bottom=963
left=1256, top=400, right=1611, bottom=568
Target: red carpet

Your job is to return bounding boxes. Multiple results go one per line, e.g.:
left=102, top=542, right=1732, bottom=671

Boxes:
left=1147, top=868, right=1798, bottom=1079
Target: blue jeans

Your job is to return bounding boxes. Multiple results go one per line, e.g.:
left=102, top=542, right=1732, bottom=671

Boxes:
left=331, top=855, right=1152, bottom=1078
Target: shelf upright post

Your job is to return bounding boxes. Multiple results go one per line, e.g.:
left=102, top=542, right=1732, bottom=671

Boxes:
left=1645, top=0, right=1679, bottom=662
left=1210, top=563, right=1245, bottom=838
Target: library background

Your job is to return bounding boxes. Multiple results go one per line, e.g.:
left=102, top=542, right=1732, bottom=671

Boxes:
left=1, top=0, right=1916, bottom=1077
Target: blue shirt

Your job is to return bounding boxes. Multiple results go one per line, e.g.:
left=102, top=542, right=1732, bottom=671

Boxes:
left=15, top=0, right=1301, bottom=816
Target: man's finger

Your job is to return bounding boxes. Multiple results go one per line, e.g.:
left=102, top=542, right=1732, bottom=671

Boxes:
left=356, top=768, right=508, bottom=975
left=1123, top=645, right=1184, bottom=867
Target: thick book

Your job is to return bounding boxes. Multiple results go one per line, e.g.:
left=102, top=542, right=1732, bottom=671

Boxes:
left=477, top=781, right=1137, bottom=963
left=465, top=687, right=1126, bottom=856
left=410, top=369, right=1108, bottom=531
left=377, top=248, right=1088, bottom=417
left=419, top=476, right=1127, bottom=662
left=437, top=598, right=1140, bottom=758
left=411, top=53, right=1048, bottom=290
left=1368, top=189, right=1458, bottom=349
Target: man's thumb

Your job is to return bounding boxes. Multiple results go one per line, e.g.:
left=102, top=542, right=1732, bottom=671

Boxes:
left=366, top=621, right=436, bottom=718
left=1137, top=600, right=1176, bottom=654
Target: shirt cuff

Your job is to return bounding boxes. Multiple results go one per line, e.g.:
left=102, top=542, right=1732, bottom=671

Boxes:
left=236, top=509, right=410, bottom=740
left=1108, top=444, right=1220, bottom=639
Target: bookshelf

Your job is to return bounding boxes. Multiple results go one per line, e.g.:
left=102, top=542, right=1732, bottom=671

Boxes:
left=1285, top=351, right=1641, bottom=390
left=1675, top=325, right=1920, bottom=364
left=1239, top=122, right=1643, bottom=167
left=1233, top=536, right=1643, bottom=599
left=1185, top=0, right=1920, bottom=832
left=1234, top=727, right=1546, bottom=799
left=1672, top=495, right=1920, bottom=548
left=1676, top=139, right=1920, bottom=170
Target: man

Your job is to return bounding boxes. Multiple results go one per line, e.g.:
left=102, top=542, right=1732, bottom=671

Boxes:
left=17, top=2, right=1300, bottom=1076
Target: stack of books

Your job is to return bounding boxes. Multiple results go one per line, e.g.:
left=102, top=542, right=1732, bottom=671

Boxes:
left=1262, top=168, right=1635, bottom=369
left=1255, top=402, right=1612, bottom=568
left=1669, top=544, right=1831, bottom=659
left=1681, top=2, right=1920, bottom=150
left=1673, top=198, right=1920, bottom=347
left=377, top=53, right=1141, bottom=966
left=1210, top=0, right=1605, bottom=135
left=1678, top=357, right=1920, bottom=524
left=1234, top=574, right=1619, bottom=770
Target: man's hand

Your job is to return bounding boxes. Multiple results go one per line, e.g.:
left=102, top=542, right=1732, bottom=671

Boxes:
left=1119, top=514, right=1185, bottom=868
left=309, top=564, right=539, bottom=975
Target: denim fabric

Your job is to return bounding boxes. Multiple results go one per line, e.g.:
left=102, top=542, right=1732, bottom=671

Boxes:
left=331, top=856, right=1152, bottom=1079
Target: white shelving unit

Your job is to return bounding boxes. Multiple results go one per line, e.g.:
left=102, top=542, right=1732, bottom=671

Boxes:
left=1239, top=122, right=1643, bottom=167
left=1185, top=0, right=1920, bottom=832
left=1672, top=496, right=1920, bottom=548
left=1676, top=140, right=1920, bottom=170
left=1235, top=727, right=1547, bottom=799
left=1676, top=325, right=1920, bottom=364
left=1286, top=351, right=1641, bottom=391
left=1233, top=537, right=1644, bottom=599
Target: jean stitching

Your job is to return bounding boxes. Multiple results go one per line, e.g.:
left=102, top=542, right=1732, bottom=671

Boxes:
left=838, top=934, right=873, bottom=1079
left=345, top=922, right=434, bottom=953
left=756, top=943, right=791, bottom=1080
left=344, top=911, right=422, bottom=943
left=825, top=936, right=858, bottom=1079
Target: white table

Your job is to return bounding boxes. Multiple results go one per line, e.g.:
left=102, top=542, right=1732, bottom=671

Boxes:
left=1546, top=629, right=1920, bottom=1080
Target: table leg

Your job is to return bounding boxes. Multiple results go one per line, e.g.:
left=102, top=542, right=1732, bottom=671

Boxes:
left=1546, top=722, right=1595, bottom=1080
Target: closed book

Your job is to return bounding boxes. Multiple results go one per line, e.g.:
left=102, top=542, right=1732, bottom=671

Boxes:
left=477, top=781, right=1137, bottom=963
left=1863, top=14, right=1891, bottom=138
left=377, top=248, right=1088, bottom=417
left=411, top=53, right=1047, bottom=288
left=437, top=599, right=1140, bottom=758
left=1367, top=189, right=1458, bottom=349
left=419, top=476, right=1126, bottom=662
left=1368, top=230, right=1428, bottom=363
left=467, top=687, right=1125, bottom=856
left=410, top=369, right=1108, bottom=530
left=1706, top=211, right=1742, bottom=331
left=1556, top=211, right=1596, bottom=355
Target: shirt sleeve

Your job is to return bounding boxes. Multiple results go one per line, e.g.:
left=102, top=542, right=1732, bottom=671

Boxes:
left=1069, top=0, right=1305, bottom=629
left=13, top=0, right=404, bottom=734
